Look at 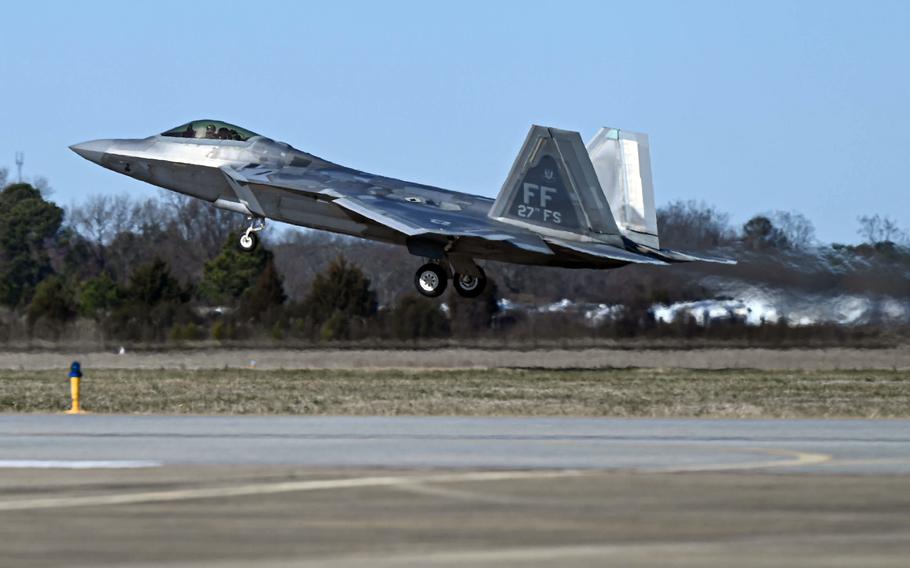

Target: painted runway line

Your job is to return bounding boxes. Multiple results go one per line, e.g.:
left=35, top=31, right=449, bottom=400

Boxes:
left=0, top=470, right=583, bottom=512
left=644, top=447, right=832, bottom=473
left=0, top=460, right=161, bottom=469
left=0, top=447, right=835, bottom=512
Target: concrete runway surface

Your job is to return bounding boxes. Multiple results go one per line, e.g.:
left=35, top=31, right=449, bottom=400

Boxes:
left=1, top=415, right=909, bottom=567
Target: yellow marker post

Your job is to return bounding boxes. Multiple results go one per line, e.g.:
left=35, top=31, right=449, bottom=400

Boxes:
left=65, top=361, right=85, bottom=414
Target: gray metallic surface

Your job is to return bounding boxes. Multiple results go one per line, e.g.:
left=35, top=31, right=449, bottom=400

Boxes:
left=70, top=120, right=735, bottom=269
left=587, top=127, right=660, bottom=249
left=489, top=125, right=623, bottom=243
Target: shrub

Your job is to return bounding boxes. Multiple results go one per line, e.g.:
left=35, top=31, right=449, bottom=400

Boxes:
left=198, top=233, right=271, bottom=304
left=387, top=295, right=450, bottom=339
left=449, top=279, right=499, bottom=336
left=319, top=310, right=349, bottom=341
left=78, top=271, right=122, bottom=319
left=169, top=322, right=204, bottom=342
left=212, top=319, right=238, bottom=341
left=238, top=259, right=286, bottom=323
left=27, top=276, right=76, bottom=326
left=300, top=256, right=377, bottom=340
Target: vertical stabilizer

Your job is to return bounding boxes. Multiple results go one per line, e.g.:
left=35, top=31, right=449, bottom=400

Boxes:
left=489, top=125, right=622, bottom=243
left=586, top=128, right=659, bottom=249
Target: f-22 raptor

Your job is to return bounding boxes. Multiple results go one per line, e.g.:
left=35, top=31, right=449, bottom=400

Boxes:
left=71, top=120, right=733, bottom=298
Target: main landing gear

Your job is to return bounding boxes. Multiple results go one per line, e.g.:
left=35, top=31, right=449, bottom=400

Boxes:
left=415, top=263, right=448, bottom=298
left=414, top=262, right=487, bottom=298
left=452, top=268, right=486, bottom=298
left=237, top=217, right=266, bottom=252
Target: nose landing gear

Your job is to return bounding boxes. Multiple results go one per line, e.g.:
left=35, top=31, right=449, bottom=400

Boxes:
left=238, top=217, right=266, bottom=252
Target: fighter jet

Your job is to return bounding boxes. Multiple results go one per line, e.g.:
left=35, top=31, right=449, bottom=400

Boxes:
left=70, top=120, right=734, bottom=298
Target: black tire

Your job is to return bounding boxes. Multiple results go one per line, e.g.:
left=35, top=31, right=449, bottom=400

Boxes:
left=414, top=263, right=448, bottom=298
left=238, top=231, right=259, bottom=252
left=453, top=268, right=487, bottom=298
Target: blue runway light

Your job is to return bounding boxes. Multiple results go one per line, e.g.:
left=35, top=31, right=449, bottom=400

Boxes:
left=69, top=361, right=82, bottom=378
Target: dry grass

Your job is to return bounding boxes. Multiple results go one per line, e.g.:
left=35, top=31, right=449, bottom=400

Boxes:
left=1, top=368, right=908, bottom=418
left=2, top=347, right=910, bottom=371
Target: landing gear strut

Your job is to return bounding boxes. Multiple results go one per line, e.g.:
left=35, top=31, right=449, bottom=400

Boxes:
left=238, top=217, right=266, bottom=252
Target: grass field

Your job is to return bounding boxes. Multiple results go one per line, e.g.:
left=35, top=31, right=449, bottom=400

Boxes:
left=2, top=346, right=910, bottom=371
left=1, top=368, right=908, bottom=418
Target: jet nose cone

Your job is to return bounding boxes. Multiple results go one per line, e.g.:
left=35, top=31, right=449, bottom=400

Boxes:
left=69, top=139, right=113, bottom=164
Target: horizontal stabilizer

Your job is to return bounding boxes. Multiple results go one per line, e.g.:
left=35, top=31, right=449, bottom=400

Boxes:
left=630, top=243, right=737, bottom=265
left=654, top=248, right=737, bottom=265
left=545, top=238, right=668, bottom=265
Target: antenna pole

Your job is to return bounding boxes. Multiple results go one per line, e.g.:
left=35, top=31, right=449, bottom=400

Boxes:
left=14, top=151, right=24, bottom=183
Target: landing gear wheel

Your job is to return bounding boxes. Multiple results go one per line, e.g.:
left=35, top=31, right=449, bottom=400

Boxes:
left=238, top=217, right=266, bottom=252
left=238, top=231, right=259, bottom=252
left=453, top=268, right=486, bottom=298
left=414, top=263, right=448, bottom=298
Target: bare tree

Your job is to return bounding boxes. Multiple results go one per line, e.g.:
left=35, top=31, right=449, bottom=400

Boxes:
left=129, top=197, right=171, bottom=235
left=771, top=210, right=816, bottom=248
left=160, top=192, right=245, bottom=259
left=68, top=194, right=135, bottom=247
left=857, top=214, right=907, bottom=244
left=32, top=176, right=53, bottom=197
left=656, top=200, right=734, bottom=249
left=742, top=216, right=789, bottom=250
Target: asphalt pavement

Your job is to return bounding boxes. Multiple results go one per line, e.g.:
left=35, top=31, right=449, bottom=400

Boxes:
left=1, top=415, right=908, bottom=567
left=1, top=415, right=908, bottom=473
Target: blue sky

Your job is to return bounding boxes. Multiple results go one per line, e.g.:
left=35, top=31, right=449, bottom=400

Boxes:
left=0, top=0, right=907, bottom=243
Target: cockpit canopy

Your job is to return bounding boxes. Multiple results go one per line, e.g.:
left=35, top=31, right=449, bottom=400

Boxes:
left=161, top=120, right=259, bottom=142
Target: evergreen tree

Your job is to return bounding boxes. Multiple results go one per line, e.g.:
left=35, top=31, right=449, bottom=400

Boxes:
left=300, top=256, right=377, bottom=340
left=302, top=256, right=377, bottom=325
left=742, top=215, right=788, bottom=251
left=238, top=259, right=286, bottom=323
left=78, top=271, right=123, bottom=319
left=105, top=259, right=192, bottom=341
left=387, top=295, right=450, bottom=339
left=126, top=258, right=188, bottom=305
left=0, top=183, right=64, bottom=306
left=198, top=232, right=271, bottom=304
left=27, top=276, right=76, bottom=326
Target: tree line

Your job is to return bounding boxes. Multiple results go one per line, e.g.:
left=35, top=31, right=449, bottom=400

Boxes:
left=0, top=173, right=907, bottom=345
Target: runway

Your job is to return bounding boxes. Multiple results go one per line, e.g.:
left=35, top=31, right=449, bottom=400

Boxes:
left=1, top=416, right=909, bottom=567
left=1, top=415, right=909, bottom=473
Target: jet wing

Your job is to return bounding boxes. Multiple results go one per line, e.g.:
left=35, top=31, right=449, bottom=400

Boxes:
left=225, top=163, right=694, bottom=267
left=331, top=194, right=555, bottom=256
left=221, top=165, right=555, bottom=256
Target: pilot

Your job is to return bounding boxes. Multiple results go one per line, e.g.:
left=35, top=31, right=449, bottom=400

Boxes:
left=205, top=124, right=218, bottom=139
left=181, top=124, right=195, bottom=138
